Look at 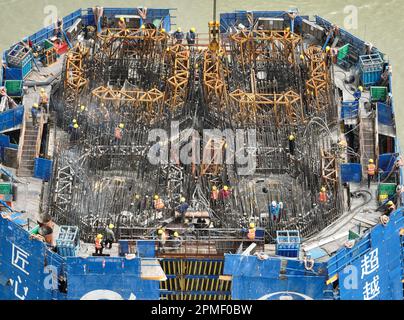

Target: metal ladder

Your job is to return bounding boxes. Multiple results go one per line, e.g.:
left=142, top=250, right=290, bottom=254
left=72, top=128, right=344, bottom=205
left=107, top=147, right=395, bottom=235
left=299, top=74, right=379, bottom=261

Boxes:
left=359, top=116, right=376, bottom=178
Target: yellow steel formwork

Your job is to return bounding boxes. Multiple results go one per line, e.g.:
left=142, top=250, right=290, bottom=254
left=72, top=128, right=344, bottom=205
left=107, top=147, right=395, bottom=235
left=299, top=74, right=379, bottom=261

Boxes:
left=159, top=259, right=232, bottom=300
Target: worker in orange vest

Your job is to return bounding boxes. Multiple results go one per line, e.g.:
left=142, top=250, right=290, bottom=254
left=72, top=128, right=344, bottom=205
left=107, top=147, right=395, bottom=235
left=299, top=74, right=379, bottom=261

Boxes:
left=367, top=159, right=376, bottom=189
left=153, top=195, right=165, bottom=210
left=94, top=234, right=104, bottom=256
left=319, top=187, right=328, bottom=204
left=211, top=186, right=219, bottom=206
left=114, top=123, right=124, bottom=143
left=247, top=223, right=256, bottom=240
left=39, top=88, right=49, bottom=113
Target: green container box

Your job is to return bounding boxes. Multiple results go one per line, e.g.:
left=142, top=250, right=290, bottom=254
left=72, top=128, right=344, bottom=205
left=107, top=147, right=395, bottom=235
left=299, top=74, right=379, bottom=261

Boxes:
left=371, top=86, right=388, bottom=102
left=0, top=183, right=12, bottom=195
left=4, top=80, right=23, bottom=97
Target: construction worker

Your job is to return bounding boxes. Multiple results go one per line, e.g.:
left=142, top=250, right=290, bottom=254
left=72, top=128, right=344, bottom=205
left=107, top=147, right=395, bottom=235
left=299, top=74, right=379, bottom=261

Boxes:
left=173, top=27, right=184, bottom=44
left=186, top=27, right=197, bottom=47
left=104, top=224, right=116, bottom=249
left=178, top=196, right=189, bottom=218
left=354, top=86, right=363, bottom=101
left=31, top=103, right=40, bottom=128
left=118, top=17, right=127, bottom=30
left=38, top=88, right=49, bottom=113
left=247, top=223, right=256, bottom=240
left=114, top=123, right=124, bottom=143
left=171, top=231, right=182, bottom=249
left=269, top=201, right=281, bottom=222
left=367, top=159, right=376, bottom=189
left=153, top=195, right=165, bottom=210
left=157, top=229, right=167, bottom=252
left=319, top=187, right=328, bottom=204
left=385, top=201, right=396, bottom=216
left=288, top=134, right=296, bottom=156
left=220, top=185, right=231, bottom=200
left=70, top=123, right=80, bottom=142
left=94, top=234, right=104, bottom=255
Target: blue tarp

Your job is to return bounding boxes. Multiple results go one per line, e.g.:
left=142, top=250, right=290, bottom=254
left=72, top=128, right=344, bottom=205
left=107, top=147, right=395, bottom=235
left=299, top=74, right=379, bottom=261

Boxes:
left=340, top=163, right=362, bottom=183
left=378, top=153, right=397, bottom=173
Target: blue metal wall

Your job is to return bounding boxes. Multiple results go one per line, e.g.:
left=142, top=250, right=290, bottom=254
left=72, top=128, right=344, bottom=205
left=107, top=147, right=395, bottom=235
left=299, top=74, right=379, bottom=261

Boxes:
left=66, top=257, right=160, bottom=300
left=0, top=217, right=65, bottom=300
left=328, top=209, right=404, bottom=300
left=224, top=255, right=332, bottom=300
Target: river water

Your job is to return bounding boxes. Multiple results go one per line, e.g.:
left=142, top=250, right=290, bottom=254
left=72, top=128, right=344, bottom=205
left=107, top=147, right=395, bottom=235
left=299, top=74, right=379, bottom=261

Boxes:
left=0, top=0, right=403, bottom=145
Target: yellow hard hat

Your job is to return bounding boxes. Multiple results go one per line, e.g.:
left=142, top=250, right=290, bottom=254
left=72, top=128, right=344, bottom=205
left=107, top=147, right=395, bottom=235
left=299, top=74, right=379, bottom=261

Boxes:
left=177, top=27, right=182, bottom=32
left=33, top=103, right=39, bottom=108
left=212, top=186, right=217, bottom=191
left=73, top=124, right=79, bottom=129
left=80, top=105, right=86, bottom=111
left=321, top=187, right=326, bottom=192
left=161, top=28, right=166, bottom=33
left=223, top=186, right=229, bottom=191
left=180, top=197, right=186, bottom=203
left=72, top=119, right=77, bottom=123
left=300, top=54, right=305, bottom=60
left=141, top=25, right=146, bottom=29
left=154, top=195, right=159, bottom=200
left=109, top=224, right=114, bottom=229
left=135, top=194, right=140, bottom=200
left=289, top=134, right=295, bottom=141
left=249, top=223, right=255, bottom=228
left=97, top=234, right=103, bottom=239
left=40, top=88, right=45, bottom=93
left=285, top=27, right=290, bottom=32
left=326, top=46, right=331, bottom=52
left=158, top=229, right=163, bottom=235
left=387, top=201, right=394, bottom=207
left=174, top=232, right=179, bottom=238
left=369, top=159, right=374, bottom=163
left=358, top=86, right=364, bottom=92
left=190, top=27, right=196, bottom=33
left=119, top=123, right=125, bottom=129
left=120, top=17, right=125, bottom=22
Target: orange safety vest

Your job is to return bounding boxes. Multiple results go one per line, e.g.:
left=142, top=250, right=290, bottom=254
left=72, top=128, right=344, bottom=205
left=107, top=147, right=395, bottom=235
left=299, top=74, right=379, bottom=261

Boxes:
left=39, top=93, right=48, bottom=104
left=211, top=190, right=219, bottom=200
left=154, top=199, right=165, bottom=210
left=319, top=192, right=328, bottom=203
left=247, top=228, right=256, bottom=240
left=114, top=128, right=123, bottom=140
left=95, top=238, right=102, bottom=249
left=367, top=164, right=376, bottom=176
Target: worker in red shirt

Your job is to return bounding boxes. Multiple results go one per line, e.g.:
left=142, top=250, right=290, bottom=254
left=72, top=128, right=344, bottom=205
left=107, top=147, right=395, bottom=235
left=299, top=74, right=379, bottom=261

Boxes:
left=319, top=187, right=328, bottom=204
left=220, top=185, right=231, bottom=200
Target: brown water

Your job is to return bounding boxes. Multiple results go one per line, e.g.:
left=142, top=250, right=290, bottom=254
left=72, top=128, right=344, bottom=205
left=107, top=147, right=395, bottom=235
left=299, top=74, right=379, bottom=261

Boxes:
left=0, top=0, right=403, bottom=145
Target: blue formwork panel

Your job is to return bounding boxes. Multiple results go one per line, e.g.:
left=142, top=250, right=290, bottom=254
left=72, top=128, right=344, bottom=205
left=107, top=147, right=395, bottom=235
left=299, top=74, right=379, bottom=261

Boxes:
left=4, top=61, right=32, bottom=80
left=0, top=106, right=24, bottom=131
left=33, top=158, right=53, bottom=181
left=377, top=102, right=393, bottom=126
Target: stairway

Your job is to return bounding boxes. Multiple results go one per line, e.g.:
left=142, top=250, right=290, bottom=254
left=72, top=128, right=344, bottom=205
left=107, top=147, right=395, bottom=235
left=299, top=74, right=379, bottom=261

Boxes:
left=17, top=118, right=40, bottom=177
left=359, top=116, right=376, bottom=177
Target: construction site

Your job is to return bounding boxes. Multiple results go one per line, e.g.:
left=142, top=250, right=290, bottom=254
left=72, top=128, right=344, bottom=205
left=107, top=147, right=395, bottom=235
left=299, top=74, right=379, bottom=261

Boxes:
left=1, top=5, right=402, bottom=301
